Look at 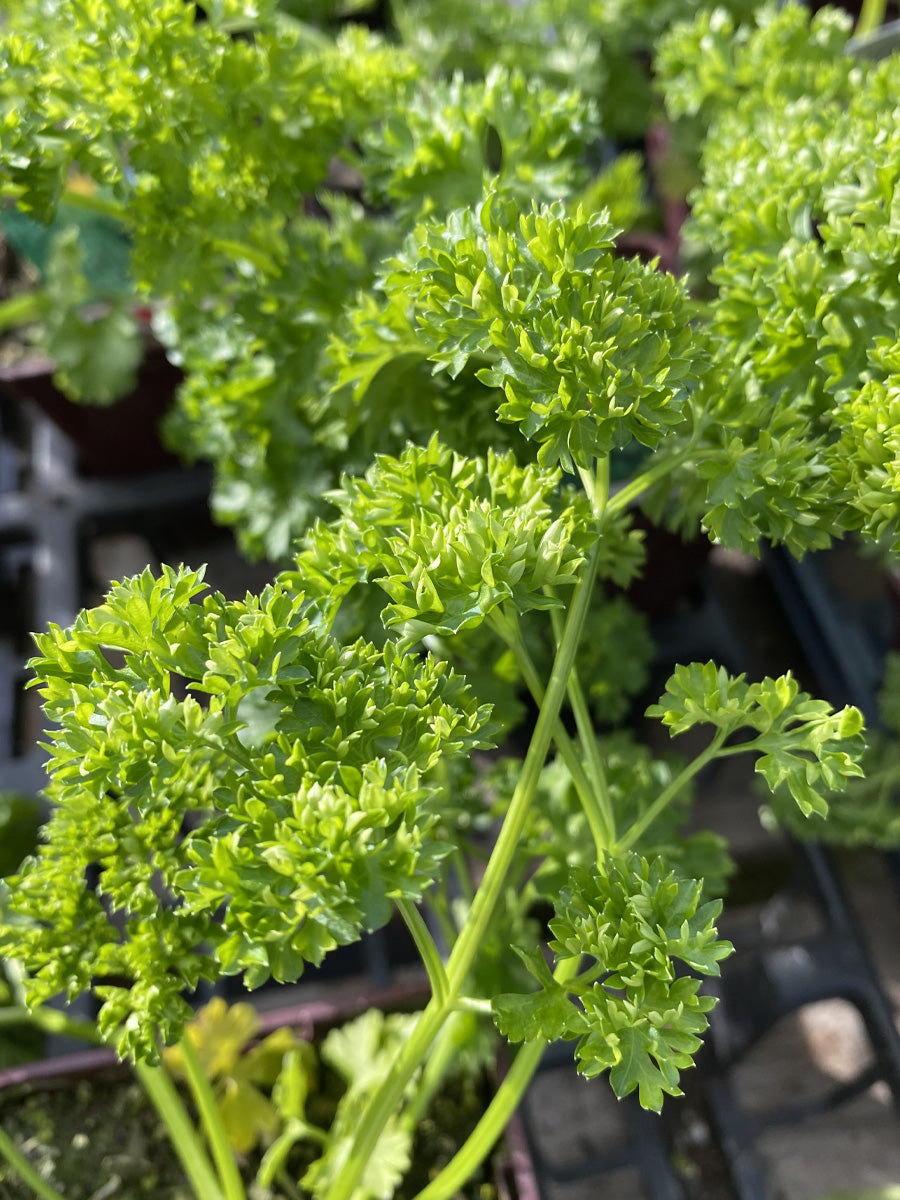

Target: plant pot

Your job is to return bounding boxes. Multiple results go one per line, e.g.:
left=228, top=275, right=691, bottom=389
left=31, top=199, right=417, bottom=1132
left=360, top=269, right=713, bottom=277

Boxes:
left=0, top=342, right=182, bottom=478
left=0, top=983, right=538, bottom=1200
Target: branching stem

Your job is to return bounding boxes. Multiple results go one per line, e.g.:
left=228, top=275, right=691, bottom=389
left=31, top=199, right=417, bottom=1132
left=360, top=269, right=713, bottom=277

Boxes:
left=549, top=604, right=615, bottom=848
left=607, top=445, right=719, bottom=516
left=615, top=729, right=728, bottom=854
left=409, top=957, right=581, bottom=1200
left=322, top=533, right=607, bottom=1200
left=398, top=898, right=449, bottom=1008
left=489, top=607, right=607, bottom=855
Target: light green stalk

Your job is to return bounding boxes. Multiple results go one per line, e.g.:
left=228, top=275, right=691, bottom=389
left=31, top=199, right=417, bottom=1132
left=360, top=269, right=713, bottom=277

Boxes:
left=134, top=1059, right=226, bottom=1200
left=177, top=1036, right=247, bottom=1200
left=855, top=0, right=887, bottom=37
left=0, top=1127, right=68, bottom=1200
left=322, top=530, right=608, bottom=1200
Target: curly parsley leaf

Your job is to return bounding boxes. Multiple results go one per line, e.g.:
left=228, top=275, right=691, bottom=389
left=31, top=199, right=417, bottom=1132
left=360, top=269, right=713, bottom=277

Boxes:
left=762, top=652, right=900, bottom=847
left=2, top=565, right=492, bottom=1059
left=385, top=194, right=708, bottom=472
left=492, top=853, right=732, bottom=1111
left=289, top=437, right=602, bottom=643
left=647, top=662, right=866, bottom=817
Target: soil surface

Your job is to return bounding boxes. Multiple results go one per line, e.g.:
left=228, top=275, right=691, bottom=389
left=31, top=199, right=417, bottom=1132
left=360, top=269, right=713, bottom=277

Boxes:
left=0, top=1064, right=502, bottom=1200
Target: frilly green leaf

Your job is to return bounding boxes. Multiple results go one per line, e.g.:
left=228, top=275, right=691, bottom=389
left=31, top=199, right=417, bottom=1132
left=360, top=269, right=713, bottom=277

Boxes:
left=385, top=195, right=707, bottom=471
left=648, top=662, right=866, bottom=817
left=492, top=853, right=732, bottom=1111
left=3, top=565, right=492, bottom=1058
left=289, top=437, right=603, bottom=642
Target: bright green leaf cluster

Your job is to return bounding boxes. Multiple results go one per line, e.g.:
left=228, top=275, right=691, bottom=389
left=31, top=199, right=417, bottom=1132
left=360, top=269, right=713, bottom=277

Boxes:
left=387, top=194, right=708, bottom=470
left=762, top=653, right=900, bottom=848
left=395, top=0, right=759, bottom=138
left=492, top=852, right=732, bottom=1111
left=830, top=375, right=900, bottom=551
left=360, top=66, right=601, bottom=223
left=653, top=3, right=900, bottom=556
left=290, top=437, right=601, bottom=642
left=647, top=662, right=866, bottom=817
left=2, top=565, right=491, bottom=1057
left=658, top=3, right=856, bottom=125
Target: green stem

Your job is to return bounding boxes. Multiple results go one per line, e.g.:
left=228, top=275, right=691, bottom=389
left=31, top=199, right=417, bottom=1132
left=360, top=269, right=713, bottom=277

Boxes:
left=0, top=1006, right=102, bottom=1044
left=323, top=534, right=607, bottom=1200
left=455, top=996, right=493, bottom=1016
left=402, top=1010, right=468, bottom=1133
left=445, top=533, right=605, bottom=996
left=0, top=1125, right=68, bottom=1200
left=489, top=607, right=606, bottom=856
left=615, top=729, right=728, bottom=854
left=410, top=958, right=581, bottom=1200
left=398, top=898, right=449, bottom=1008
left=428, top=872, right=462, bottom=952
left=594, top=454, right=610, bottom=521
left=577, top=456, right=610, bottom=522
left=855, top=0, right=887, bottom=36
left=549, top=604, right=615, bottom=848
left=451, top=846, right=475, bottom=905
left=606, top=445, right=716, bottom=517
left=135, top=1060, right=225, bottom=1200
left=177, top=1036, right=246, bottom=1200
left=323, top=996, right=446, bottom=1200
left=412, top=1039, right=545, bottom=1200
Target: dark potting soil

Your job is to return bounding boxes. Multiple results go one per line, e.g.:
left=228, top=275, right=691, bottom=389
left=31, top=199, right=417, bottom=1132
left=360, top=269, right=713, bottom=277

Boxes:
left=0, top=1067, right=502, bottom=1200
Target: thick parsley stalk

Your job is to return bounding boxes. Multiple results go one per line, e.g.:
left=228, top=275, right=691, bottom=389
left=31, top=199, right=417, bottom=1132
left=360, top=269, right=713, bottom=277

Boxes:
left=411, top=962, right=582, bottom=1200
left=445, top=509, right=607, bottom=996
left=323, top=523, right=607, bottom=1200
left=488, top=606, right=610, bottom=855
left=177, top=1036, right=247, bottom=1200
left=856, top=0, right=887, bottom=37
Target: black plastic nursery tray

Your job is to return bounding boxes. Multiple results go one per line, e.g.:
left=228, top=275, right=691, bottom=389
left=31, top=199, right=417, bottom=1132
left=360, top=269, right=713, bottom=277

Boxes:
left=0, top=391, right=212, bottom=799
left=3, top=390, right=900, bottom=1199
